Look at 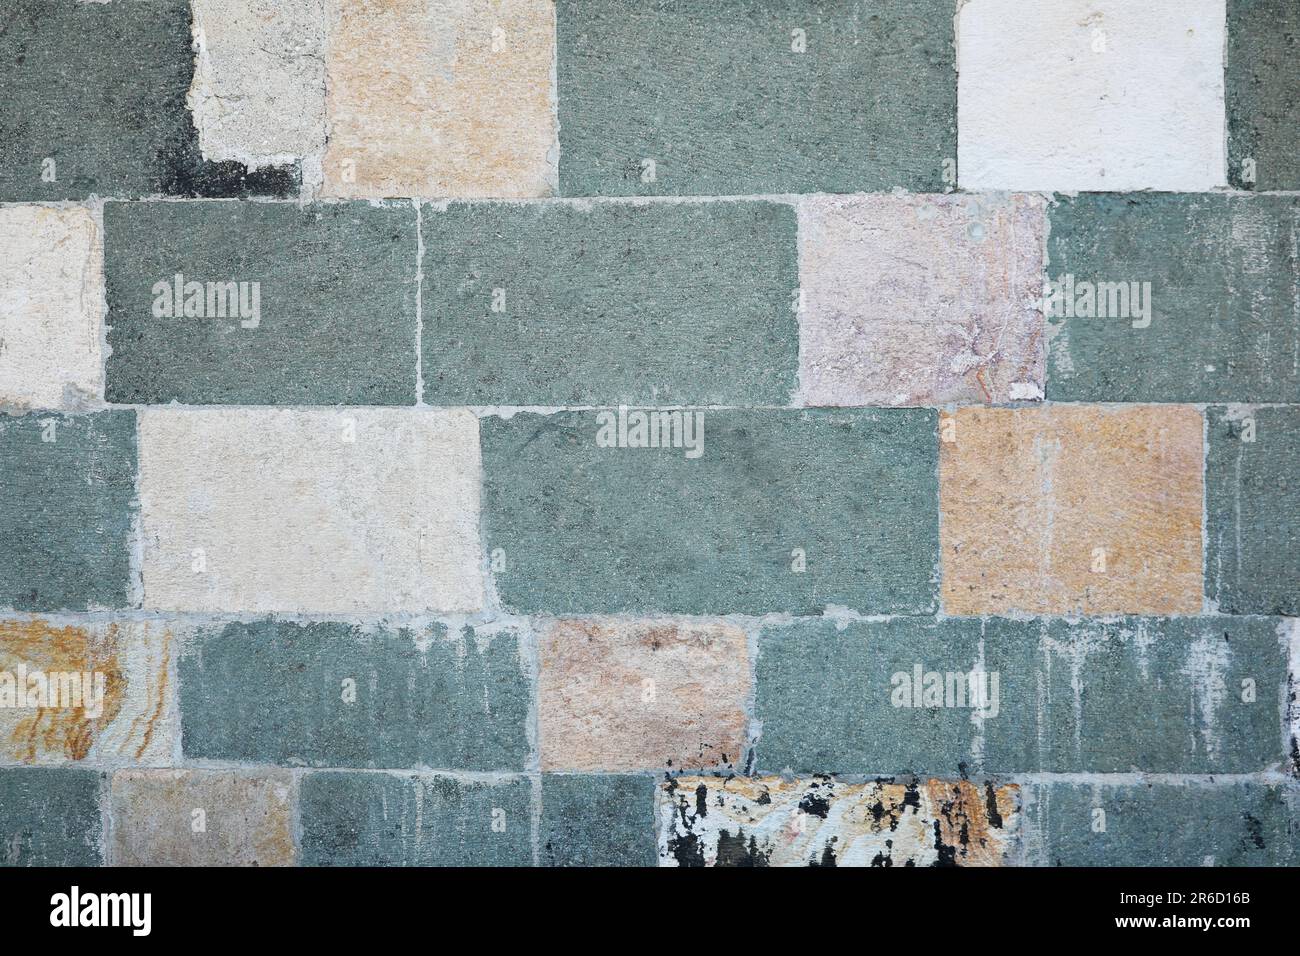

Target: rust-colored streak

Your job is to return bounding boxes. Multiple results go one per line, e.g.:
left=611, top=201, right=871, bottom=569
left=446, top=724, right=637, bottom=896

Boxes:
left=135, top=629, right=170, bottom=760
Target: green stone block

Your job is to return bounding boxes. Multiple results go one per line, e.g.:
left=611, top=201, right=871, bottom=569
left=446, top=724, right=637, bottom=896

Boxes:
left=0, top=0, right=296, bottom=200
left=421, top=201, right=798, bottom=405
left=985, top=617, right=1289, bottom=774
left=180, top=620, right=530, bottom=771
left=0, top=768, right=103, bottom=866
left=757, top=616, right=1287, bottom=776
left=755, top=617, right=1021, bottom=775
left=1046, top=194, right=1300, bottom=403
left=1035, top=783, right=1298, bottom=866
left=0, top=411, right=136, bottom=611
left=104, top=201, right=416, bottom=404
left=556, top=0, right=956, bottom=196
left=1207, top=406, right=1300, bottom=615
left=540, top=774, right=657, bottom=867
left=1227, top=0, right=1300, bottom=190
left=481, top=408, right=939, bottom=615
left=299, top=771, right=533, bottom=866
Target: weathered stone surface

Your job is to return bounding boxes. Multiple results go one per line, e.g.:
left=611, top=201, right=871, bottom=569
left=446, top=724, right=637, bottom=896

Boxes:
left=539, top=619, right=748, bottom=772
left=0, top=205, right=102, bottom=410
left=1227, top=0, right=1300, bottom=190
left=658, top=776, right=1020, bottom=867
left=757, top=616, right=1286, bottom=776
left=1046, top=194, right=1300, bottom=403
left=322, top=0, right=557, bottom=198
left=0, top=0, right=297, bottom=200
left=556, top=0, right=955, bottom=196
left=0, top=411, right=136, bottom=612
left=940, top=405, right=1203, bottom=616
left=958, top=0, right=1226, bottom=191
left=299, top=771, right=533, bottom=865
left=482, top=409, right=939, bottom=615
left=138, top=408, right=482, bottom=614
left=110, top=769, right=294, bottom=866
left=797, top=194, right=1045, bottom=406
left=422, top=200, right=798, bottom=405
left=984, top=617, right=1289, bottom=774
left=0, top=767, right=103, bottom=866
left=104, top=200, right=416, bottom=405
left=541, top=774, right=657, bottom=866
left=181, top=620, right=528, bottom=770
left=1032, top=782, right=1298, bottom=866
left=755, top=617, right=1018, bottom=776
left=189, top=0, right=327, bottom=166
left=1207, top=406, right=1300, bottom=615
left=0, top=620, right=176, bottom=767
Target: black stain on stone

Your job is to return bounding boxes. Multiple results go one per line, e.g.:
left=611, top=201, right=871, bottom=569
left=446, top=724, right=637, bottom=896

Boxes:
left=868, top=797, right=887, bottom=828
left=694, top=783, right=709, bottom=819
left=0, top=0, right=297, bottom=201
left=716, top=830, right=771, bottom=867
left=902, top=781, right=921, bottom=812
left=984, top=781, right=1004, bottom=829
left=666, top=830, right=706, bottom=867
left=1290, top=677, right=1300, bottom=775
left=932, top=819, right=957, bottom=867
left=866, top=784, right=908, bottom=833
left=809, top=840, right=837, bottom=867
left=157, top=148, right=299, bottom=199
left=143, top=4, right=298, bottom=198
left=798, top=789, right=831, bottom=819
left=1242, top=812, right=1267, bottom=850
left=870, top=838, right=894, bottom=867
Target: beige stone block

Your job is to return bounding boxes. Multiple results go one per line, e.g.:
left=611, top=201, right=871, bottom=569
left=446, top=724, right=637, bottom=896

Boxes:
left=322, top=0, right=557, bottom=198
left=539, top=618, right=749, bottom=771
left=0, top=619, right=176, bottom=766
left=0, top=205, right=102, bottom=410
left=138, top=407, right=483, bottom=614
left=111, top=769, right=295, bottom=866
left=188, top=0, right=328, bottom=165
left=940, top=405, right=1204, bottom=616
left=797, top=193, right=1046, bottom=407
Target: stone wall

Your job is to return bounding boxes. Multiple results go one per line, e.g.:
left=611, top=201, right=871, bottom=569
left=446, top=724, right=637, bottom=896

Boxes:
left=0, top=0, right=1297, bottom=867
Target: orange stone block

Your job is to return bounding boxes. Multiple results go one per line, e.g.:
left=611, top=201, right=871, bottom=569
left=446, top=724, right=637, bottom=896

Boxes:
left=940, top=405, right=1204, bottom=615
